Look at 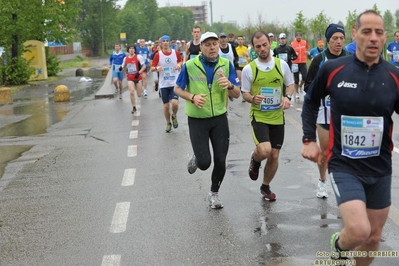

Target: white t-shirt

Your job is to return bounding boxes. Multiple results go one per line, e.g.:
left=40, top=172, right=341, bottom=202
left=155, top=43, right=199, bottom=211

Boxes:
left=241, top=57, right=294, bottom=93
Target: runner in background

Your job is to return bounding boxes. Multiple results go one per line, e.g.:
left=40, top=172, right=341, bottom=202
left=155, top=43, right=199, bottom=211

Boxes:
left=290, top=32, right=310, bottom=99
left=136, top=39, right=150, bottom=97
left=184, top=26, right=201, bottom=63
left=109, top=43, right=126, bottom=98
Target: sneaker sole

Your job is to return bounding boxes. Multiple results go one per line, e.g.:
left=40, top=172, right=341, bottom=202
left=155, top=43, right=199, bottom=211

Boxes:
left=210, top=204, right=224, bottom=209
left=261, top=191, right=276, bottom=201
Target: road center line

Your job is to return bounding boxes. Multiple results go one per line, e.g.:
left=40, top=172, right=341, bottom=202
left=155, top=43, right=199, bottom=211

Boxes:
left=122, top=168, right=136, bottom=186
left=127, top=145, right=137, bottom=157
left=132, top=120, right=139, bottom=126
left=129, top=130, right=138, bottom=139
left=110, top=202, right=130, bottom=233
left=101, top=254, right=121, bottom=266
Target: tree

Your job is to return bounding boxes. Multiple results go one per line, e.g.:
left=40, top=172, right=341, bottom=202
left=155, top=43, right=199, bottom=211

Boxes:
left=345, top=10, right=357, bottom=41
left=0, top=0, right=81, bottom=84
left=395, top=9, right=399, bottom=28
left=372, top=4, right=381, bottom=15
left=383, top=10, right=395, bottom=34
left=291, top=11, right=308, bottom=38
left=309, top=11, right=331, bottom=41
left=77, top=0, right=120, bottom=56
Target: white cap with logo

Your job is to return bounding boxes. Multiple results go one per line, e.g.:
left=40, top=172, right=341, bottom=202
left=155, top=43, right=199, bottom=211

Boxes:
left=279, top=33, right=287, bottom=39
left=200, top=32, right=219, bottom=43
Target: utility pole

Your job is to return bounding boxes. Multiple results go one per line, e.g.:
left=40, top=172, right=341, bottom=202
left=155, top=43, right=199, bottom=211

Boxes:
left=209, top=0, right=213, bottom=26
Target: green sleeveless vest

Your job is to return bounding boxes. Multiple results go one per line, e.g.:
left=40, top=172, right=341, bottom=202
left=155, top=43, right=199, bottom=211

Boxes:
left=185, top=56, right=231, bottom=118
left=249, top=58, right=285, bottom=125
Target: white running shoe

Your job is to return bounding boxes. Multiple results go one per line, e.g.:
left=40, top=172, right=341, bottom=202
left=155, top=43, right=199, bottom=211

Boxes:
left=143, top=89, right=148, bottom=98
left=208, top=192, right=223, bottom=209
left=316, top=180, right=328, bottom=198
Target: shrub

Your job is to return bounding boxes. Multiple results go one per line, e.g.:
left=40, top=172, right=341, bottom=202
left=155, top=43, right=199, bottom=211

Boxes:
left=45, top=47, right=61, bottom=76
left=0, top=54, right=35, bottom=86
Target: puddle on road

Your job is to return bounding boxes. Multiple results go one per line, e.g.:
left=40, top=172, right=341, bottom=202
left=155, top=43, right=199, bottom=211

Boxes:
left=0, top=68, right=104, bottom=178
left=0, top=145, right=33, bottom=179
left=0, top=69, right=104, bottom=138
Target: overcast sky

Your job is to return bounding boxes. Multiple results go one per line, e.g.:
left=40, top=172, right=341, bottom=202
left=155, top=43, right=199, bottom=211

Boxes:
left=117, top=0, right=395, bottom=27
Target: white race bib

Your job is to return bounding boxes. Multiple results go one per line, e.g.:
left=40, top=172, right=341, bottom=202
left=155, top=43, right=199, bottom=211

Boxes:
left=163, top=67, right=176, bottom=80
left=292, top=64, right=298, bottom=73
left=127, top=64, right=137, bottom=74
left=260, top=87, right=281, bottom=111
left=341, top=115, right=383, bottom=159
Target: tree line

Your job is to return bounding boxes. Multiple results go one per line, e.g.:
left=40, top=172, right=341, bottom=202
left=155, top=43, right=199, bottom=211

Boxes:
left=0, top=0, right=398, bottom=85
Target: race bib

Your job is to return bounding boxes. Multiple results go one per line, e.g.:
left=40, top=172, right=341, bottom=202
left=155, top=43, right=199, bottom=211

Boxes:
left=341, top=116, right=383, bottom=159
left=278, top=53, right=288, bottom=62
left=127, top=64, right=137, bottom=74
left=259, top=87, right=281, bottom=111
left=163, top=67, right=176, bottom=80
left=292, top=64, right=298, bottom=73
left=238, top=56, right=246, bottom=65
left=393, top=50, right=399, bottom=62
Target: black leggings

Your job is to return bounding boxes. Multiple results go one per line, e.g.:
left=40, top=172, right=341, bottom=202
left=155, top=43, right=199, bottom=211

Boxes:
left=188, top=114, right=230, bottom=192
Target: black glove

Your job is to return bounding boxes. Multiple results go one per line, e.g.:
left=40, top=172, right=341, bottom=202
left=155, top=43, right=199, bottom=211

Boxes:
left=135, top=72, right=140, bottom=79
left=119, top=66, right=123, bottom=71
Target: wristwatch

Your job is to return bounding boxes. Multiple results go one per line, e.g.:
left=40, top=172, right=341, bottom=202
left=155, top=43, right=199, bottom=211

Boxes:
left=284, top=94, right=292, bottom=101
left=302, top=137, right=317, bottom=145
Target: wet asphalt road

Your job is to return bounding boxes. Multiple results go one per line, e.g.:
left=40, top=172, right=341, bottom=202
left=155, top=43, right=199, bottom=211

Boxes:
left=0, top=72, right=399, bottom=266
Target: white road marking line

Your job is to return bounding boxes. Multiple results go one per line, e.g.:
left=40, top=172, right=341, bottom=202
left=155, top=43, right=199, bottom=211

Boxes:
left=132, top=120, right=139, bottom=126
left=122, top=168, right=136, bottom=186
left=394, top=147, right=399, bottom=154
left=110, top=202, right=130, bottom=233
left=129, top=130, right=138, bottom=139
left=101, top=255, right=121, bottom=266
left=127, top=145, right=137, bottom=157
left=134, top=111, right=141, bottom=117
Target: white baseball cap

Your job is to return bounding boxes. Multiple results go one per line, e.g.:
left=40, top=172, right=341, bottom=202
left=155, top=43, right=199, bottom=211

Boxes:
left=279, top=33, right=286, bottom=39
left=200, top=32, right=219, bottom=43
left=268, top=33, right=274, bottom=37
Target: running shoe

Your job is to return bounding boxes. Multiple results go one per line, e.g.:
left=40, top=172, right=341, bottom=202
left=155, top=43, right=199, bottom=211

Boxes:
left=317, top=180, right=328, bottom=198
left=131, top=106, right=137, bottom=114
left=260, top=185, right=276, bottom=201
left=171, top=115, right=178, bottom=128
left=248, top=152, right=261, bottom=181
left=330, top=232, right=349, bottom=260
left=208, top=192, right=223, bottom=209
left=119, top=93, right=122, bottom=99
left=155, top=84, right=158, bottom=92
left=165, top=123, right=172, bottom=133
left=228, top=96, right=234, bottom=102
left=187, top=154, right=197, bottom=174
left=143, top=89, right=148, bottom=98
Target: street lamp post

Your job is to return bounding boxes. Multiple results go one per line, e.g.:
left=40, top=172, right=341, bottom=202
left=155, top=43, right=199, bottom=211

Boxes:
left=100, top=0, right=105, bottom=56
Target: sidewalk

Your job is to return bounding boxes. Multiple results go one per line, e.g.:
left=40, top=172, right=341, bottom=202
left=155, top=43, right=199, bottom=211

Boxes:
left=57, top=53, right=86, bottom=62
